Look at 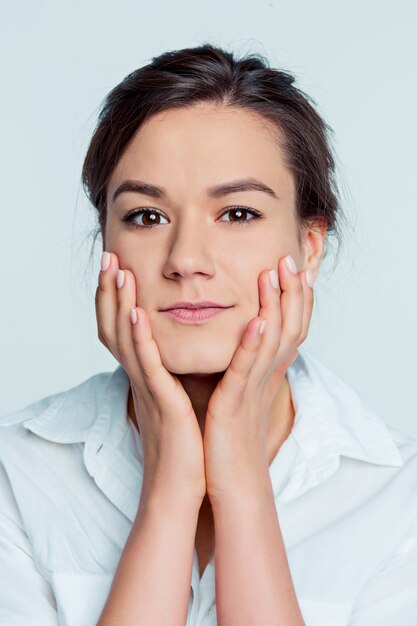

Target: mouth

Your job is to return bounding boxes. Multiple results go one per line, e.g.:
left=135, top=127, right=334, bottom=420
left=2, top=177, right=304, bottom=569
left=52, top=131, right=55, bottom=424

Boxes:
left=161, top=306, right=233, bottom=325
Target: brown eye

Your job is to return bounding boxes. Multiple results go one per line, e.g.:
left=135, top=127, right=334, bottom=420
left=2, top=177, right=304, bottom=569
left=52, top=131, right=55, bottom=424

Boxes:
left=121, top=205, right=263, bottom=229
left=122, top=208, right=168, bottom=229
left=218, top=206, right=263, bottom=226
left=139, top=210, right=165, bottom=227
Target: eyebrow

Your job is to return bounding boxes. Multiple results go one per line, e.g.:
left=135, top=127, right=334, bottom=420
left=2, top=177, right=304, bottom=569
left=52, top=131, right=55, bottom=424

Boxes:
left=111, top=177, right=279, bottom=203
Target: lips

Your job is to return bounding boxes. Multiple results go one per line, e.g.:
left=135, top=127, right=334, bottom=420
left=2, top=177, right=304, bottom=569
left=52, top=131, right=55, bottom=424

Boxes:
left=161, top=306, right=233, bottom=324
left=160, top=300, right=230, bottom=311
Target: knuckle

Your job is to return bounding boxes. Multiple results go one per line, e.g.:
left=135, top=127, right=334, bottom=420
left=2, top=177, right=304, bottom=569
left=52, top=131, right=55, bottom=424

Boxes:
left=141, top=370, right=161, bottom=398
left=141, top=362, right=159, bottom=385
left=97, top=324, right=109, bottom=345
left=97, top=328, right=106, bottom=345
left=97, top=330, right=113, bottom=353
left=286, top=326, right=301, bottom=342
left=229, top=362, right=247, bottom=383
left=98, top=334, right=108, bottom=349
left=297, top=329, right=307, bottom=344
left=117, top=342, right=130, bottom=365
left=287, top=331, right=299, bottom=345
left=96, top=278, right=107, bottom=294
left=267, top=335, right=281, bottom=356
left=291, top=278, right=303, bottom=294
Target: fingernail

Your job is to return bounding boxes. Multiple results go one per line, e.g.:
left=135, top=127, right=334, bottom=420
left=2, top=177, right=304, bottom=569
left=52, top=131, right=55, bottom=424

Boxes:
left=285, top=255, right=297, bottom=274
left=259, top=319, right=267, bottom=335
left=130, top=307, right=138, bottom=325
left=116, top=269, right=125, bottom=289
left=269, top=269, right=279, bottom=289
left=100, top=251, right=110, bottom=272
left=306, top=270, right=315, bottom=287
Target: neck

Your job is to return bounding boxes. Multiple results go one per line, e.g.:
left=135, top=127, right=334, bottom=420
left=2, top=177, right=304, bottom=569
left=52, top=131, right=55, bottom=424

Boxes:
left=127, top=372, right=295, bottom=466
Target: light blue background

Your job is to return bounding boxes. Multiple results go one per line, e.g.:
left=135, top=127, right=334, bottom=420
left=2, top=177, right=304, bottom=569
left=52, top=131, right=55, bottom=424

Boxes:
left=1, top=0, right=416, bottom=436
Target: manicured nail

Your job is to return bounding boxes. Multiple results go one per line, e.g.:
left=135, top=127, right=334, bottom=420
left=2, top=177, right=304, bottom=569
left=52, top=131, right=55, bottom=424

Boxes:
left=285, top=255, right=297, bottom=274
left=259, top=319, right=267, bottom=335
left=116, top=269, right=125, bottom=289
left=100, top=251, right=110, bottom=272
left=269, top=269, right=278, bottom=289
left=306, top=270, right=315, bottom=287
left=130, top=307, right=138, bottom=325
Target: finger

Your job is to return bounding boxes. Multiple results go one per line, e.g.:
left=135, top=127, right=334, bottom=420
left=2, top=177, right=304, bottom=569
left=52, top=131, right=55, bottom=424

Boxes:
left=96, top=251, right=120, bottom=357
left=114, top=266, right=181, bottom=424
left=130, top=304, right=190, bottom=419
left=297, top=270, right=315, bottom=345
left=115, top=268, right=165, bottom=417
left=275, top=255, right=304, bottom=359
left=251, top=266, right=283, bottom=381
left=209, top=313, right=265, bottom=410
left=116, top=268, right=192, bottom=422
left=115, top=267, right=144, bottom=383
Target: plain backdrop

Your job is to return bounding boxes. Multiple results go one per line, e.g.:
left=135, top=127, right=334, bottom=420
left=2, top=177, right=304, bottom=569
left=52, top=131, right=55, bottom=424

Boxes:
left=1, top=0, right=416, bottom=437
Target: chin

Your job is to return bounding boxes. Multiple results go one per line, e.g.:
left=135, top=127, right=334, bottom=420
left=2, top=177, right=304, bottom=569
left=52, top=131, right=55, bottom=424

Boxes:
left=160, top=350, right=232, bottom=377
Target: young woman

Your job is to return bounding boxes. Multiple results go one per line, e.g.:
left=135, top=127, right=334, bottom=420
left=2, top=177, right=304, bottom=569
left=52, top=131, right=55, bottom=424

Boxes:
left=1, top=44, right=416, bottom=626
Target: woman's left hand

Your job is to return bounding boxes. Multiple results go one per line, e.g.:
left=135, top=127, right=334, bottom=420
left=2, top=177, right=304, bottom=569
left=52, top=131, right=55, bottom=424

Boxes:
left=203, top=255, right=315, bottom=507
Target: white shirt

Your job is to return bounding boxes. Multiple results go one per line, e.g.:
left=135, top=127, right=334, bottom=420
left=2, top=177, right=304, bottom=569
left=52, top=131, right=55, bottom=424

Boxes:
left=1, top=347, right=417, bottom=626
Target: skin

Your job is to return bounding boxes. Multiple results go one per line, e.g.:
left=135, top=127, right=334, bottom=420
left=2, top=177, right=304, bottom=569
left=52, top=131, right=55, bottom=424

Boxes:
left=101, top=102, right=326, bottom=577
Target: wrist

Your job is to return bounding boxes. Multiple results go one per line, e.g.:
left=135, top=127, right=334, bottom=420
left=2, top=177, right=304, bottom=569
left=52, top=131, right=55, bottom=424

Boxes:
left=209, top=481, right=275, bottom=517
left=137, top=489, right=203, bottom=520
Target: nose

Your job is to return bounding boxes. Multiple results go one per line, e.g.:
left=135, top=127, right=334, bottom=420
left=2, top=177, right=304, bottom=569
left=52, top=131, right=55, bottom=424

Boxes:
left=162, top=214, right=216, bottom=280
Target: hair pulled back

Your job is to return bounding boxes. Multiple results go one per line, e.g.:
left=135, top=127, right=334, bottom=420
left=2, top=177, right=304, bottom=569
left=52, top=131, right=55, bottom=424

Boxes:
left=82, top=43, right=346, bottom=263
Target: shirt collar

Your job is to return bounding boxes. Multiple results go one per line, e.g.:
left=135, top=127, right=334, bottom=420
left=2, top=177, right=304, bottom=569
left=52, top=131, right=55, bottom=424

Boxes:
left=21, top=366, right=131, bottom=444
left=288, top=347, right=403, bottom=467
left=270, top=347, right=404, bottom=502
left=20, top=347, right=403, bottom=506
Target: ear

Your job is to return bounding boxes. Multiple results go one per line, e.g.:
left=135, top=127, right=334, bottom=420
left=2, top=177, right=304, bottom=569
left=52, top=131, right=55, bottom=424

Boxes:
left=300, top=220, right=327, bottom=281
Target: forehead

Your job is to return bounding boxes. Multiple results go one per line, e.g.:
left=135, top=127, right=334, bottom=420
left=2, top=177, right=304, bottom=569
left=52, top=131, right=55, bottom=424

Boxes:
left=108, top=103, right=294, bottom=200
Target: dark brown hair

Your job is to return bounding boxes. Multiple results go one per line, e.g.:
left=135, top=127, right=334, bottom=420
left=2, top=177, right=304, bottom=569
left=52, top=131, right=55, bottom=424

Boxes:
left=82, top=43, right=346, bottom=266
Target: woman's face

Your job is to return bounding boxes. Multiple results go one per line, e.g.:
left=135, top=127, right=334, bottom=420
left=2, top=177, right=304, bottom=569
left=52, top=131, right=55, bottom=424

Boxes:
left=105, top=103, right=318, bottom=375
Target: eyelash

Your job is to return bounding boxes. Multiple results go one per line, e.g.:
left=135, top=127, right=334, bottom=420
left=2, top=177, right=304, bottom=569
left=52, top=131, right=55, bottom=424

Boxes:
left=121, top=206, right=263, bottom=229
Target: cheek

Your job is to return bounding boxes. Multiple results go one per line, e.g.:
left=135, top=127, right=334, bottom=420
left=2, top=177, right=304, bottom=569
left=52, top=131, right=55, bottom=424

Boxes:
left=104, top=216, right=136, bottom=254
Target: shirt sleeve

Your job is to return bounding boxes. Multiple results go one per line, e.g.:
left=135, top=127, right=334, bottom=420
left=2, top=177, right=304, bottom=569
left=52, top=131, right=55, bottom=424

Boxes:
left=0, top=461, right=59, bottom=625
left=349, top=512, right=417, bottom=625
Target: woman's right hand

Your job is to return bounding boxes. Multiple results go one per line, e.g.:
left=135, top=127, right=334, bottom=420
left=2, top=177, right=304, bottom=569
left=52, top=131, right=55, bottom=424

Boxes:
left=95, top=251, right=206, bottom=510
